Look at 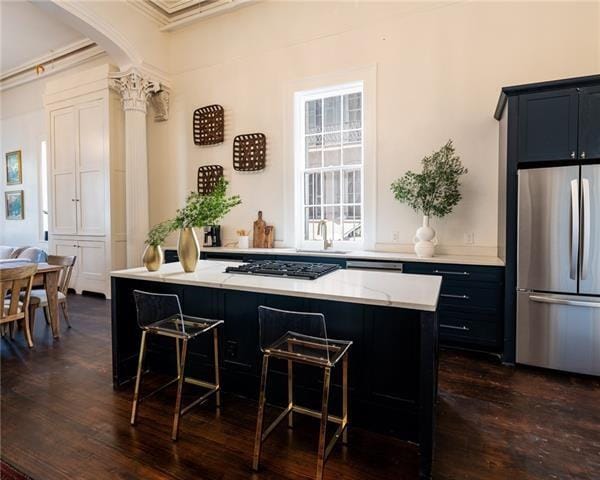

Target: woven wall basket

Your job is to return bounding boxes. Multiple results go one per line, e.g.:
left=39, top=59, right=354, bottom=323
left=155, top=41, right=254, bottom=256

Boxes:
left=233, top=133, right=266, bottom=171
left=193, top=105, right=224, bottom=145
left=197, top=165, right=224, bottom=194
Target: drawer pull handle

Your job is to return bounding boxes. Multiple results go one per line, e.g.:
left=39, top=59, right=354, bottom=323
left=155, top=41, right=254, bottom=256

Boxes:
left=440, top=293, right=470, bottom=300
left=433, top=270, right=470, bottom=276
left=440, top=324, right=470, bottom=331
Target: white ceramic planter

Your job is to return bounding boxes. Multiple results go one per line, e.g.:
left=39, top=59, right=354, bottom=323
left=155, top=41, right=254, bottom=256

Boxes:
left=414, top=215, right=437, bottom=258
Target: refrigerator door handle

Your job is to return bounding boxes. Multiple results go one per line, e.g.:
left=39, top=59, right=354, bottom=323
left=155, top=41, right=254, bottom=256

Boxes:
left=529, top=294, right=600, bottom=308
left=570, top=179, right=579, bottom=280
left=581, top=178, right=591, bottom=280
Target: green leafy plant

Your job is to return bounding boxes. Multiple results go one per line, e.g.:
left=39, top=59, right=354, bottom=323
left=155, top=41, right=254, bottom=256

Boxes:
left=145, top=219, right=175, bottom=246
left=172, top=177, right=242, bottom=229
left=390, top=140, right=468, bottom=218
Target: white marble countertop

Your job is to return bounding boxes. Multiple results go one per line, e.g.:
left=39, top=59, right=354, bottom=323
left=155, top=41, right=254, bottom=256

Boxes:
left=111, top=260, right=442, bottom=312
left=174, top=246, right=505, bottom=267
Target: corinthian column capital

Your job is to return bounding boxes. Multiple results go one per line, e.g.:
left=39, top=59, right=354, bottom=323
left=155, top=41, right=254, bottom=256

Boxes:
left=110, top=69, right=161, bottom=114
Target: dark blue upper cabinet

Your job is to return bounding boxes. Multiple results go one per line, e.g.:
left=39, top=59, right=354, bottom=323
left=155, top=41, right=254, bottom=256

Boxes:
left=579, top=86, right=600, bottom=161
left=517, top=88, right=579, bottom=164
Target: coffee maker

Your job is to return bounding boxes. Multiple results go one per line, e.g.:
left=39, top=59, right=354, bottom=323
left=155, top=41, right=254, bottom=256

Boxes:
left=203, top=225, right=221, bottom=247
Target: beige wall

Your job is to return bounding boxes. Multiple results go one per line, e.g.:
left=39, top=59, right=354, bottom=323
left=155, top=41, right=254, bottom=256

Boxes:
left=0, top=54, right=110, bottom=246
left=149, top=1, right=599, bottom=253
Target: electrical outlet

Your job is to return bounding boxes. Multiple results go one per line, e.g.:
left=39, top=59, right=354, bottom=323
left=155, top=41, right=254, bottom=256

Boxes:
left=392, top=231, right=400, bottom=242
left=464, top=232, right=475, bottom=245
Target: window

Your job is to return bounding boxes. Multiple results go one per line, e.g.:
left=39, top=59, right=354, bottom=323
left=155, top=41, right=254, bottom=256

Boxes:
left=296, top=83, right=364, bottom=248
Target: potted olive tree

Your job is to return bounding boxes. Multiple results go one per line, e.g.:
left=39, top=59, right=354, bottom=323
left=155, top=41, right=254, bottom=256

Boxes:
left=172, top=178, right=241, bottom=272
left=390, top=140, right=468, bottom=258
left=143, top=219, right=174, bottom=271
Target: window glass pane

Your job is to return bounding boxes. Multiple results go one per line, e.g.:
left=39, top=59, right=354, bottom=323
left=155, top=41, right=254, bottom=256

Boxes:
left=323, top=96, right=341, bottom=132
left=323, top=132, right=341, bottom=167
left=305, top=135, right=322, bottom=168
left=354, top=170, right=361, bottom=203
left=343, top=92, right=362, bottom=130
left=343, top=130, right=361, bottom=146
left=305, top=206, right=322, bottom=240
left=323, top=170, right=340, bottom=205
left=342, top=131, right=362, bottom=166
left=343, top=147, right=362, bottom=166
left=343, top=205, right=361, bottom=240
left=304, top=172, right=321, bottom=205
left=324, top=206, right=342, bottom=241
left=305, top=99, right=322, bottom=134
left=343, top=169, right=360, bottom=203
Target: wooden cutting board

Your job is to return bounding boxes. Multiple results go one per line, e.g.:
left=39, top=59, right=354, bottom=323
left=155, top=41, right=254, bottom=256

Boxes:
left=253, top=211, right=274, bottom=248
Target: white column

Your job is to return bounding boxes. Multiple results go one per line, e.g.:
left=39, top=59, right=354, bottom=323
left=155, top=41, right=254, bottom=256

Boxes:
left=111, top=70, right=160, bottom=267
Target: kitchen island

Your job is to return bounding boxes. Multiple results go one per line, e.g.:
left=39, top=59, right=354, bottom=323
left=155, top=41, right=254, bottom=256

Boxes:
left=111, top=260, right=442, bottom=479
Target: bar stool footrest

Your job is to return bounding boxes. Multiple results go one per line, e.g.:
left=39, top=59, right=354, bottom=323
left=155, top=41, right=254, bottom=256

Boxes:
left=260, top=402, right=348, bottom=461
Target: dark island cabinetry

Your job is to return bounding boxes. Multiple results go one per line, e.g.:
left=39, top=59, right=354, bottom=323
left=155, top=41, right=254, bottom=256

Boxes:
left=111, top=269, right=439, bottom=478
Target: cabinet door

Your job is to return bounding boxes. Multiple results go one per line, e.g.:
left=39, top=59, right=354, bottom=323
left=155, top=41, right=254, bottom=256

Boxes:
left=77, top=240, right=105, bottom=282
left=50, top=108, right=78, bottom=235
left=77, top=100, right=106, bottom=235
left=578, top=86, right=600, bottom=161
left=53, top=239, right=80, bottom=291
left=517, top=89, right=579, bottom=163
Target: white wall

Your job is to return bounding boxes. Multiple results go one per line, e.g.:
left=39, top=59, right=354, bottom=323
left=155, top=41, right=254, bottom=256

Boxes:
left=148, top=1, right=600, bottom=254
left=0, top=54, right=110, bottom=246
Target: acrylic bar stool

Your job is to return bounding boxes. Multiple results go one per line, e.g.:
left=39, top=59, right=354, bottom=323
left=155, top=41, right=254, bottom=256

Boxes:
left=252, top=306, right=352, bottom=480
left=131, top=290, right=223, bottom=440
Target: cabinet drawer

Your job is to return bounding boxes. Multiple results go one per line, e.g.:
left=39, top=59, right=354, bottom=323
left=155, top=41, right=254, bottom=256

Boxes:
left=438, top=311, right=500, bottom=348
left=439, top=283, right=503, bottom=312
left=404, top=262, right=504, bottom=284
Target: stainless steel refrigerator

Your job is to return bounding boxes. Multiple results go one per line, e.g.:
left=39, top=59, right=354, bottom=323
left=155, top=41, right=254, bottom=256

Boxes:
left=517, top=164, right=600, bottom=376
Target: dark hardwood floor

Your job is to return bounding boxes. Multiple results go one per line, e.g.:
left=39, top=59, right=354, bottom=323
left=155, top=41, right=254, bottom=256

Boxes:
left=1, top=294, right=599, bottom=480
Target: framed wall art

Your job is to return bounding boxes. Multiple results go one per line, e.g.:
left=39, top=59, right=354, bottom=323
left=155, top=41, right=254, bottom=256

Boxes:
left=5, top=190, right=24, bottom=220
left=5, top=150, right=22, bottom=185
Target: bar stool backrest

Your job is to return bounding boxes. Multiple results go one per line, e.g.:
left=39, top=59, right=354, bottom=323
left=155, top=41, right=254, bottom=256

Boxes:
left=258, top=306, right=331, bottom=365
left=133, top=290, right=184, bottom=332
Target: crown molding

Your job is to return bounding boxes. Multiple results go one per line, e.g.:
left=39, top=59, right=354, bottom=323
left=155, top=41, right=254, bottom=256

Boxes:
left=127, top=0, right=256, bottom=32
left=151, top=0, right=205, bottom=15
left=0, top=40, right=106, bottom=92
left=128, top=0, right=170, bottom=26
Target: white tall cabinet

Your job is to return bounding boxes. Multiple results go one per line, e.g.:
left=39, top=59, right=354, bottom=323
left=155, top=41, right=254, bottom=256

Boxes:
left=44, top=64, right=126, bottom=298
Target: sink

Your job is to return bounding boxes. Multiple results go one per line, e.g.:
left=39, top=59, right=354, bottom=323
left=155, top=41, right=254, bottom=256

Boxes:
left=295, top=249, right=349, bottom=255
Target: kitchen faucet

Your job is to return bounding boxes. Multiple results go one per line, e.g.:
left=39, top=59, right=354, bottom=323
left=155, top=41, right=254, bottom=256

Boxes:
left=317, top=220, right=333, bottom=250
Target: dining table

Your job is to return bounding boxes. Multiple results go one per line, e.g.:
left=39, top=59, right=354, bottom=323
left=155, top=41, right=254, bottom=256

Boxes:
left=0, top=261, right=64, bottom=339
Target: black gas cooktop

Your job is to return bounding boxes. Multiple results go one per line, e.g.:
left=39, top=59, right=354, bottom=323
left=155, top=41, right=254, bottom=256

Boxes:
left=224, top=260, right=339, bottom=280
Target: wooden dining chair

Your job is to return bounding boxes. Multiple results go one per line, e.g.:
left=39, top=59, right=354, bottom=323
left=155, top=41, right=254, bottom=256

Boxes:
left=1, top=264, right=38, bottom=348
left=29, top=255, right=76, bottom=330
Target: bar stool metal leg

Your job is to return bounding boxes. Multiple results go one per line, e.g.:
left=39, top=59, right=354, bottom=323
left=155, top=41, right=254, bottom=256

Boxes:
left=342, top=354, right=349, bottom=444
left=171, top=338, right=189, bottom=441
left=252, top=354, right=270, bottom=471
left=287, top=358, right=294, bottom=428
left=316, top=366, right=331, bottom=480
left=175, top=338, right=181, bottom=378
left=131, top=330, right=148, bottom=425
left=213, top=328, right=221, bottom=407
